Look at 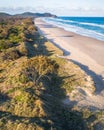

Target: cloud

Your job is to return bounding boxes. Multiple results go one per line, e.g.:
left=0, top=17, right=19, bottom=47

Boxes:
left=0, top=6, right=47, bottom=14
left=0, top=6, right=59, bottom=15
left=63, top=6, right=104, bottom=12
left=0, top=6, right=104, bottom=16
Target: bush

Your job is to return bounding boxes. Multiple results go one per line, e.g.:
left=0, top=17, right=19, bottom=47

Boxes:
left=0, top=40, right=13, bottom=51
left=1, top=49, right=22, bottom=61
left=8, top=27, right=18, bottom=36
left=20, top=56, right=59, bottom=85
left=19, top=42, right=28, bottom=56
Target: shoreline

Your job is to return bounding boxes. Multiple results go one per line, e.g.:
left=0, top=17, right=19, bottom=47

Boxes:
left=35, top=18, right=104, bottom=94
left=42, top=18, right=104, bottom=42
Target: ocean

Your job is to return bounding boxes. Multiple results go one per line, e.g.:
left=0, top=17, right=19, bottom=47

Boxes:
left=43, top=17, right=104, bottom=41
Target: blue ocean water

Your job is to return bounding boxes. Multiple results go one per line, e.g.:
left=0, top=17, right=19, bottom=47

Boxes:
left=43, top=17, right=104, bottom=41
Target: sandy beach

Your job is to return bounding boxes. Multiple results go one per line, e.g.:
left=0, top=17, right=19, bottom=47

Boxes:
left=35, top=18, right=104, bottom=95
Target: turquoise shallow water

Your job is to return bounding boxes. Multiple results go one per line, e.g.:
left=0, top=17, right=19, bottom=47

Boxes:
left=43, top=17, right=104, bottom=41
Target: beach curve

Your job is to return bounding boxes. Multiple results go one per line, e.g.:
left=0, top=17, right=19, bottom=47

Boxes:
left=35, top=18, right=104, bottom=102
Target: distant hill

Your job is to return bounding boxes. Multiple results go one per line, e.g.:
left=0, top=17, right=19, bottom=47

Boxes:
left=0, top=12, right=11, bottom=17
left=15, top=12, right=57, bottom=18
left=0, top=12, right=57, bottom=18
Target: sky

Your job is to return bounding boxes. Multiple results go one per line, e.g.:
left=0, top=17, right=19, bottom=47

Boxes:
left=0, top=0, right=104, bottom=16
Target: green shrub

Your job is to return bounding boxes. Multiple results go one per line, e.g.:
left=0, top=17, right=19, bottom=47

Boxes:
left=9, top=34, right=21, bottom=44
left=20, top=56, right=59, bottom=85
left=0, top=40, right=13, bottom=51
left=1, top=48, right=22, bottom=60
left=8, top=27, right=18, bottom=36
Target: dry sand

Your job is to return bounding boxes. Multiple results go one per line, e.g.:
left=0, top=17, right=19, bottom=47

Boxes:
left=35, top=18, right=104, bottom=109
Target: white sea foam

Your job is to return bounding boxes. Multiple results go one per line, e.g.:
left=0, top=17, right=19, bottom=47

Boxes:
left=45, top=17, right=76, bottom=23
left=79, top=22, right=104, bottom=29
left=42, top=18, right=104, bottom=42
left=45, top=18, right=104, bottom=29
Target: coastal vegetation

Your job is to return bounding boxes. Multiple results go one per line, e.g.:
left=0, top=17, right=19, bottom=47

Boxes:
left=0, top=17, right=104, bottom=130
